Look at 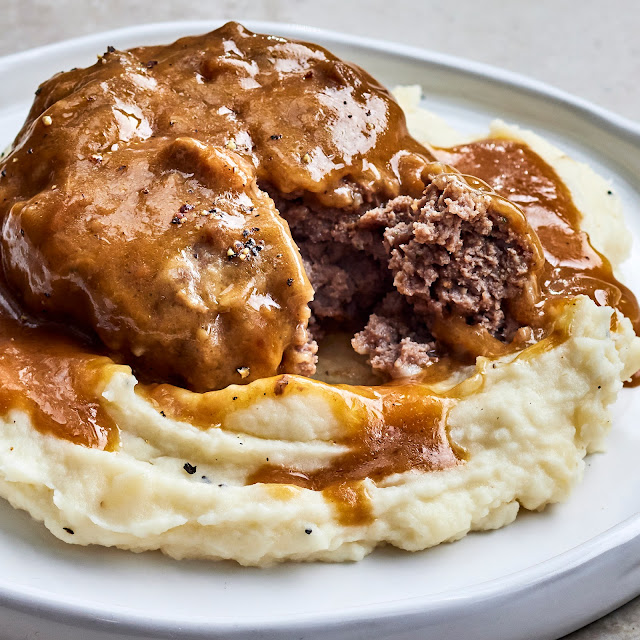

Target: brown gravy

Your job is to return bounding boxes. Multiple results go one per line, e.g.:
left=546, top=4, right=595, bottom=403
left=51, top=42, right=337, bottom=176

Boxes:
left=0, top=134, right=636, bottom=514
left=250, top=386, right=457, bottom=525
left=141, top=375, right=460, bottom=524
left=247, top=140, right=640, bottom=521
left=436, top=139, right=640, bottom=334
left=0, top=307, right=119, bottom=450
left=0, top=25, right=637, bottom=525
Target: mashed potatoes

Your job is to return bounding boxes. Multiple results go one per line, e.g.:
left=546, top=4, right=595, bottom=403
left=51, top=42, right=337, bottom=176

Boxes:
left=0, top=95, right=638, bottom=566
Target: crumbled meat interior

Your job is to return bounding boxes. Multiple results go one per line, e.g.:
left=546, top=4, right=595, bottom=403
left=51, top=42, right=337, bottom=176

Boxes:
left=277, top=170, right=540, bottom=378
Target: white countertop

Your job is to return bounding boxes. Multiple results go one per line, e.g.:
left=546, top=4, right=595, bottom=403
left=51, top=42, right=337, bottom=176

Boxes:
left=1, top=1, right=639, bottom=638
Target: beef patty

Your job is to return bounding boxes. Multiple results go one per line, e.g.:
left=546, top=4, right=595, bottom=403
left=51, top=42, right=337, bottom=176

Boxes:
left=0, top=22, right=542, bottom=390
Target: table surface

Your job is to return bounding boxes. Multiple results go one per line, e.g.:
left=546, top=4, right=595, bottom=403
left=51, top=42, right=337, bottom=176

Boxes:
left=1, top=1, right=639, bottom=639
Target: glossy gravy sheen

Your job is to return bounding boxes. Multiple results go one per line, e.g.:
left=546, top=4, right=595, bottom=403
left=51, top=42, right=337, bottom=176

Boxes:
left=250, top=386, right=458, bottom=525
left=436, top=139, right=640, bottom=387
left=0, top=25, right=637, bottom=526
left=0, top=301, right=120, bottom=450
left=141, top=374, right=460, bottom=524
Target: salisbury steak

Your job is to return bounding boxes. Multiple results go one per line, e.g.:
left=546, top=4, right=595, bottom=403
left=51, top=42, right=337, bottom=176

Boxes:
left=0, top=22, right=541, bottom=389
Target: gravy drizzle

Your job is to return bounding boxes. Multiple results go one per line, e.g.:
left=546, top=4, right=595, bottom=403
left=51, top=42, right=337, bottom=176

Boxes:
left=0, top=26, right=637, bottom=525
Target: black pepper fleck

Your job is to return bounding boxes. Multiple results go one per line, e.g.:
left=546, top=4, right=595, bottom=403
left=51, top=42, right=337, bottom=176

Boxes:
left=232, top=396, right=238, bottom=400
left=106, top=45, right=116, bottom=53
left=305, top=529, right=312, bottom=535
left=146, top=60, right=158, bottom=69
left=179, top=203, right=194, bottom=213
left=63, top=527, right=75, bottom=535
left=270, top=134, right=282, bottom=140
left=183, top=462, right=197, bottom=475
left=287, top=278, right=294, bottom=286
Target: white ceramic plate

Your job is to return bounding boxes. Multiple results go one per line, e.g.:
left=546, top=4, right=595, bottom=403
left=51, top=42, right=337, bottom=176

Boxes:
left=0, top=21, right=639, bottom=640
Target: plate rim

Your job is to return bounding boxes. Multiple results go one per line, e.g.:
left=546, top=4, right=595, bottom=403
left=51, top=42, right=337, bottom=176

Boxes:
left=0, top=19, right=639, bottom=637
left=1, top=513, right=639, bottom=636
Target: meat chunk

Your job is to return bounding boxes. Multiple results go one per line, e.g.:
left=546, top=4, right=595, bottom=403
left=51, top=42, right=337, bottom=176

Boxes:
left=351, top=293, right=436, bottom=377
left=299, top=240, right=390, bottom=325
left=268, top=195, right=391, bottom=326
left=298, top=173, right=541, bottom=378
left=358, top=173, right=538, bottom=339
